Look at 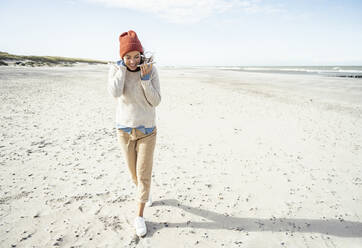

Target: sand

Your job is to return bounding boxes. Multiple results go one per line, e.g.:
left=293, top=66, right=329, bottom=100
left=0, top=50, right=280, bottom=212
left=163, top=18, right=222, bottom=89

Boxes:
left=0, top=65, right=361, bottom=247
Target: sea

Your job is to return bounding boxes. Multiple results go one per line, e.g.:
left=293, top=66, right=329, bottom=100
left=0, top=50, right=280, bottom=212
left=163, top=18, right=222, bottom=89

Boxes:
left=215, top=66, right=362, bottom=78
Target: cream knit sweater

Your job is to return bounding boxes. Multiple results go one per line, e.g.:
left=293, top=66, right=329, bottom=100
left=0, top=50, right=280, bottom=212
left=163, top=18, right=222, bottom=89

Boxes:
left=107, top=64, right=161, bottom=128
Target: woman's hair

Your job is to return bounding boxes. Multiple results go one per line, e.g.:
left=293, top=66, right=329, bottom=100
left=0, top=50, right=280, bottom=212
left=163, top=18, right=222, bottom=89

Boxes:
left=140, top=52, right=145, bottom=64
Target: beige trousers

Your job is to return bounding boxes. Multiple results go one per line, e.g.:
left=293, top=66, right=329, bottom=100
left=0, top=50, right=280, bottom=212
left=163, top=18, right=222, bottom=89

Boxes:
left=117, top=127, right=157, bottom=203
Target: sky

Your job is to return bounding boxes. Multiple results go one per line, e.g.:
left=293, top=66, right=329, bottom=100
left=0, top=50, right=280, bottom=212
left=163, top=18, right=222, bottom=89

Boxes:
left=0, top=0, right=362, bottom=66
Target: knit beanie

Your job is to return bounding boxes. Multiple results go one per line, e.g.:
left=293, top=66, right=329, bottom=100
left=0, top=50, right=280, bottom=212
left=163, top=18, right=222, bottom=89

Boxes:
left=119, top=30, right=144, bottom=58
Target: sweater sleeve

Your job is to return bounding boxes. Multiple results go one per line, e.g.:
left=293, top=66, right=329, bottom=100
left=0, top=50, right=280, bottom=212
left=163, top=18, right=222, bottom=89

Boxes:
left=107, top=64, right=126, bottom=98
left=140, top=67, right=161, bottom=107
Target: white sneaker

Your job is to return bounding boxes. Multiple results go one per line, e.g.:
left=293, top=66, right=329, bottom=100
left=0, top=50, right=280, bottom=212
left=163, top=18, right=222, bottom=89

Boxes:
left=134, top=216, right=147, bottom=237
left=145, top=195, right=153, bottom=207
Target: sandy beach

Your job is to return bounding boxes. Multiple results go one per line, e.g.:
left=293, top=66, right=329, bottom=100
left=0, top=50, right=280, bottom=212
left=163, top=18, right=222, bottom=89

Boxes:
left=0, top=65, right=361, bottom=247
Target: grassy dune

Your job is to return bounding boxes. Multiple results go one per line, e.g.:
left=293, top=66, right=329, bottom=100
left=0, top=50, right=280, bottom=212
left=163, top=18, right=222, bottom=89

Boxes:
left=0, top=51, right=107, bottom=66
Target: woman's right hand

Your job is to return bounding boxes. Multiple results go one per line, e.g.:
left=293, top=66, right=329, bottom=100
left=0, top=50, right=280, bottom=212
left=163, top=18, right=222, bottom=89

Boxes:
left=109, top=62, right=124, bottom=79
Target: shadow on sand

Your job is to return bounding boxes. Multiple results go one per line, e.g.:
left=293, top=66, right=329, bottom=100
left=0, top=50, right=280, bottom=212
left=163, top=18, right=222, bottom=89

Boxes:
left=144, top=199, right=362, bottom=238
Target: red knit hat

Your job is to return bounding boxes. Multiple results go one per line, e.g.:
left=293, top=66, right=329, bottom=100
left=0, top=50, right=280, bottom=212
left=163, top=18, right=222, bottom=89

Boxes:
left=119, top=30, right=144, bottom=58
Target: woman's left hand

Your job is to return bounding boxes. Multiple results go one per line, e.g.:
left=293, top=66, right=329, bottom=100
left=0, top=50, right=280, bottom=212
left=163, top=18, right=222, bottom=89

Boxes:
left=140, top=63, right=153, bottom=78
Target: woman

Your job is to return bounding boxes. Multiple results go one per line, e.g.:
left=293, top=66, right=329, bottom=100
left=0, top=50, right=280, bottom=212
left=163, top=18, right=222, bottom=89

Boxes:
left=107, top=30, right=161, bottom=237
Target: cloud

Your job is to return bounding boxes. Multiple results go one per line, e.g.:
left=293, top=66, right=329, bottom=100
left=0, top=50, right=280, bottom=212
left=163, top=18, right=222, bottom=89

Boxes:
left=84, top=0, right=284, bottom=23
left=237, top=1, right=285, bottom=14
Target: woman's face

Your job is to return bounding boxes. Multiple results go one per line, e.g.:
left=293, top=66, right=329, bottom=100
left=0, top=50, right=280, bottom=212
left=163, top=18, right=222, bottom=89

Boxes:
left=123, top=51, right=141, bottom=70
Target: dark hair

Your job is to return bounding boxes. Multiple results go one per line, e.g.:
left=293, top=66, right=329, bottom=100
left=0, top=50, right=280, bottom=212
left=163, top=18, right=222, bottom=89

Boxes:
left=140, top=52, right=145, bottom=64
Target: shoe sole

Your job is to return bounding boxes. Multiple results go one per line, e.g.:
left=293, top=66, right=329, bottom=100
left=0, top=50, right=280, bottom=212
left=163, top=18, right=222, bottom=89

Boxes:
left=136, top=231, right=147, bottom=237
